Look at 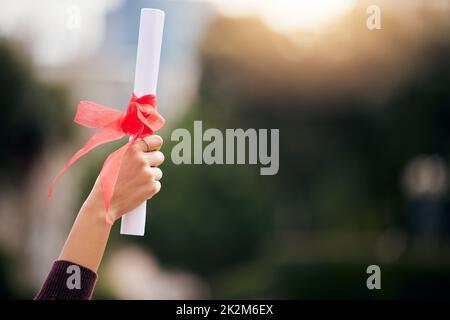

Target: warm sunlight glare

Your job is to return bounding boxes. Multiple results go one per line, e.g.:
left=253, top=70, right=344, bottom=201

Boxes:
left=209, top=0, right=357, bottom=33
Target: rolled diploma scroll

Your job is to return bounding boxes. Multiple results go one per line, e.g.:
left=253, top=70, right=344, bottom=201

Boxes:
left=120, top=8, right=165, bottom=236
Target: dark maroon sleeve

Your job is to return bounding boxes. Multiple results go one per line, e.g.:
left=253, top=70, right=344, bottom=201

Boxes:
left=35, top=260, right=98, bottom=300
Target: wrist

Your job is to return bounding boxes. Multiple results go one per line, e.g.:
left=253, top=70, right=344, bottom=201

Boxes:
left=81, top=188, right=118, bottom=225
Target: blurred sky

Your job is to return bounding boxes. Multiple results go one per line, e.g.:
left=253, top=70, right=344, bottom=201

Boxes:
left=0, top=0, right=214, bottom=121
left=1, top=0, right=448, bottom=65
left=0, top=0, right=382, bottom=65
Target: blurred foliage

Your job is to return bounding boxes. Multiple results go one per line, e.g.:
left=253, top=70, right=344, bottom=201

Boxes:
left=0, top=252, right=16, bottom=298
left=0, top=39, right=73, bottom=298
left=148, top=108, right=275, bottom=277
left=0, top=39, right=72, bottom=188
left=135, top=15, right=450, bottom=298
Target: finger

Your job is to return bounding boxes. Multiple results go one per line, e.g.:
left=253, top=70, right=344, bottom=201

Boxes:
left=143, top=151, right=165, bottom=167
left=134, top=135, right=163, bottom=152
left=149, top=181, right=161, bottom=198
left=143, top=135, right=163, bottom=152
left=150, top=167, right=163, bottom=181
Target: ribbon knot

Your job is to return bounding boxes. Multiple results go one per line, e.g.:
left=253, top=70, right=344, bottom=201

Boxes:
left=48, top=93, right=165, bottom=224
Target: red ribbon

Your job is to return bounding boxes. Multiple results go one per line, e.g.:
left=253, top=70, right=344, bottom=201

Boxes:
left=48, top=93, right=165, bottom=224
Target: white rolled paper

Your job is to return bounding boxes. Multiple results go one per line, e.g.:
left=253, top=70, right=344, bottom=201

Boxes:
left=120, top=8, right=165, bottom=236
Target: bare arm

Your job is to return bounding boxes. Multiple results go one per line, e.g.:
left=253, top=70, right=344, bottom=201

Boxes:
left=36, top=135, right=164, bottom=299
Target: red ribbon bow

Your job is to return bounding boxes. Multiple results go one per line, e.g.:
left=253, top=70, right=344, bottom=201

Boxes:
left=48, top=93, right=165, bottom=224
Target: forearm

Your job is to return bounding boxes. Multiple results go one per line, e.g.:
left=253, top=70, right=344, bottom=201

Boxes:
left=58, top=190, right=113, bottom=273
left=35, top=190, right=110, bottom=299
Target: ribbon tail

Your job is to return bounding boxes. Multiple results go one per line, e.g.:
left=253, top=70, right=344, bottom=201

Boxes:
left=99, top=141, right=132, bottom=224
left=48, top=120, right=125, bottom=199
left=75, top=101, right=124, bottom=128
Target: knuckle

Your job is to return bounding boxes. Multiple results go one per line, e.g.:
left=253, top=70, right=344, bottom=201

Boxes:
left=143, top=136, right=153, bottom=147
left=130, top=147, right=141, bottom=158
left=131, top=141, right=142, bottom=152
left=148, top=151, right=164, bottom=165
left=157, top=151, right=165, bottom=163
left=150, top=185, right=157, bottom=194
left=143, top=167, right=154, bottom=180
left=155, top=135, right=163, bottom=147
left=135, top=154, right=147, bottom=166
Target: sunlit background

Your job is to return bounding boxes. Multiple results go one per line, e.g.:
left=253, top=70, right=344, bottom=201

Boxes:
left=0, top=0, right=449, bottom=299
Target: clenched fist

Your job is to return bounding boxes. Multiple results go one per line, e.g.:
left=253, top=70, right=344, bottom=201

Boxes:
left=83, top=135, right=165, bottom=223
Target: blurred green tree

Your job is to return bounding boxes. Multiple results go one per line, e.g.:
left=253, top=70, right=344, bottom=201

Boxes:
left=139, top=15, right=450, bottom=298
left=0, top=39, right=72, bottom=298
left=0, top=40, right=72, bottom=188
